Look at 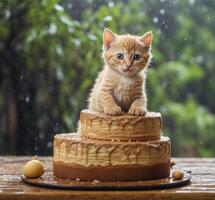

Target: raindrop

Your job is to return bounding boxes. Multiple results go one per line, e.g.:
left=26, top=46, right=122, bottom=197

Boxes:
left=20, top=75, right=23, bottom=80
left=25, top=96, right=30, bottom=103
left=153, top=16, right=159, bottom=23
left=159, top=9, right=165, bottom=15
left=184, top=37, right=187, bottom=41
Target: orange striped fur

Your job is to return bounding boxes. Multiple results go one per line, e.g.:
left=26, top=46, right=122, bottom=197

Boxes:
left=88, top=29, right=153, bottom=115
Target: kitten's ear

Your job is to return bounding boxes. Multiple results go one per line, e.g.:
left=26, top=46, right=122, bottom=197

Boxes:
left=103, top=28, right=116, bottom=49
left=140, top=31, right=153, bottom=47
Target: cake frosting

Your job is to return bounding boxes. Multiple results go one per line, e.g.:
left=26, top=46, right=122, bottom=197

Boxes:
left=53, top=110, right=171, bottom=181
left=80, top=110, right=162, bottom=141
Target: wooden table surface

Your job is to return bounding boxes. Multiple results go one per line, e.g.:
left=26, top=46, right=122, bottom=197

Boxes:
left=0, top=156, right=215, bottom=200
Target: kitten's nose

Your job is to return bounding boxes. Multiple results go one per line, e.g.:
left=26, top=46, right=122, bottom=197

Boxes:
left=126, top=63, right=132, bottom=69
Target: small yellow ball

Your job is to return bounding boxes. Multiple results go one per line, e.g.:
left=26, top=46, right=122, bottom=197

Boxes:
left=23, top=159, right=44, bottom=178
left=172, top=170, right=184, bottom=180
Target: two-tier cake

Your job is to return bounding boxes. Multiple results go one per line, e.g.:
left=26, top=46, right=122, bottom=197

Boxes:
left=53, top=110, right=171, bottom=181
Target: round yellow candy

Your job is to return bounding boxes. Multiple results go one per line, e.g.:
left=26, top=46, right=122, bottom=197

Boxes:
left=172, top=170, right=184, bottom=180
left=23, top=159, right=44, bottom=178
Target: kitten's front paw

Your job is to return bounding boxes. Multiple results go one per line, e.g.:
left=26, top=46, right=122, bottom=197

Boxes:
left=104, top=105, right=122, bottom=115
left=128, top=106, right=147, bottom=116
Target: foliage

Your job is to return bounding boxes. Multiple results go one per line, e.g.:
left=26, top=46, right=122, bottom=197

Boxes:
left=0, top=0, right=215, bottom=156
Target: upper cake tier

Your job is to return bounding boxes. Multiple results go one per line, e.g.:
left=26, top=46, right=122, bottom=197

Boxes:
left=80, top=109, right=162, bottom=141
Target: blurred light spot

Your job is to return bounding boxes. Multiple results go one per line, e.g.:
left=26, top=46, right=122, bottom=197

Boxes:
left=88, top=33, right=97, bottom=41
left=153, top=16, right=159, bottom=23
left=157, top=29, right=162, bottom=35
left=73, top=39, right=81, bottom=46
left=159, top=9, right=165, bottom=15
left=56, top=46, right=63, bottom=56
left=60, top=16, right=73, bottom=26
left=108, top=2, right=114, bottom=7
left=5, top=10, right=11, bottom=19
left=54, top=4, right=64, bottom=11
left=68, top=27, right=74, bottom=33
left=67, top=3, right=73, bottom=9
left=25, top=96, right=30, bottom=103
left=26, top=30, right=37, bottom=43
left=49, top=23, right=57, bottom=35
left=196, top=55, right=204, bottom=63
left=56, top=68, right=64, bottom=80
left=188, top=0, right=195, bottom=5
left=104, top=16, right=113, bottom=22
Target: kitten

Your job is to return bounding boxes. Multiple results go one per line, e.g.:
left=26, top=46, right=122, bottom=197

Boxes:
left=88, top=28, right=153, bottom=115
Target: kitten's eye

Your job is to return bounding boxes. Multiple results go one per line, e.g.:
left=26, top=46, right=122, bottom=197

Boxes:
left=116, top=53, right=124, bottom=60
left=133, top=54, right=141, bottom=61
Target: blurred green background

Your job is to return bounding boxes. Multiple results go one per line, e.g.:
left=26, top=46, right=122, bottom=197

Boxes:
left=0, top=0, right=215, bottom=156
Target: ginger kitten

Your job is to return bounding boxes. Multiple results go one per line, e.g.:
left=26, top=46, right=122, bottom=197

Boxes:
left=88, top=28, right=153, bottom=115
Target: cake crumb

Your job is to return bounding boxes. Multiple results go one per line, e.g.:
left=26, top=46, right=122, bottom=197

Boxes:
left=92, top=179, right=100, bottom=184
left=75, top=178, right=80, bottom=181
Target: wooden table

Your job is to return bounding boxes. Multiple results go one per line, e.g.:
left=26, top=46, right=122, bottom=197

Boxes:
left=0, top=157, right=215, bottom=200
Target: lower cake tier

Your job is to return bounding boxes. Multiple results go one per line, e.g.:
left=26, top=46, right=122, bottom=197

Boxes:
left=53, top=134, right=171, bottom=181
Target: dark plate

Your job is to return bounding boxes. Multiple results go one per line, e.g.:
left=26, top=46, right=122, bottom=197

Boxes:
left=21, top=170, right=191, bottom=190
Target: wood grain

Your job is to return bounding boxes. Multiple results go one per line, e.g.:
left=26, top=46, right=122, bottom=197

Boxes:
left=0, top=156, right=215, bottom=200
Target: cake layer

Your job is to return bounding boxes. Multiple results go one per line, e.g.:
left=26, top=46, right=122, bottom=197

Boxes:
left=53, top=161, right=170, bottom=181
left=53, top=133, right=171, bottom=181
left=80, top=110, right=162, bottom=141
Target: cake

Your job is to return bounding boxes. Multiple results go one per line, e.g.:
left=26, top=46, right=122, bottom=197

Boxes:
left=53, top=110, right=171, bottom=181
